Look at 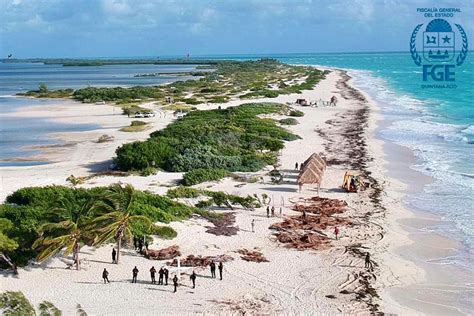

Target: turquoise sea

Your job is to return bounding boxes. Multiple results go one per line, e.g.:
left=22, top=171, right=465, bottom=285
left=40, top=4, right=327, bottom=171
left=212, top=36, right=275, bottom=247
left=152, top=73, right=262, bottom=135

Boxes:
left=0, top=53, right=472, bottom=273
left=272, top=52, right=474, bottom=271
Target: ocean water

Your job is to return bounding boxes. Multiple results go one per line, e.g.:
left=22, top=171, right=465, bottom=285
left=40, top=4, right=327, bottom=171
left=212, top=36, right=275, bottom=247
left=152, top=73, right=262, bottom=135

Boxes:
left=273, top=53, right=473, bottom=271
left=0, top=63, right=203, bottom=165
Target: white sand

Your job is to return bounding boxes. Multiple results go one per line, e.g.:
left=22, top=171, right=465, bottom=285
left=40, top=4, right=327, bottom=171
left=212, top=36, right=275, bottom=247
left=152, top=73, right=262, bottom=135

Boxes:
left=0, top=70, right=426, bottom=315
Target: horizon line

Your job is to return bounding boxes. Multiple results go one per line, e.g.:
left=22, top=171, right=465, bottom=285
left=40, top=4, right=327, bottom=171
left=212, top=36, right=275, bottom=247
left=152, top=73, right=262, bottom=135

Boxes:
left=2, top=51, right=412, bottom=60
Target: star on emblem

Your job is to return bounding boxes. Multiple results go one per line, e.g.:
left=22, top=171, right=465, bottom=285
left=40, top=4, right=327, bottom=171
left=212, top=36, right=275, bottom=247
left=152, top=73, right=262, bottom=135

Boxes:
left=442, top=35, right=451, bottom=44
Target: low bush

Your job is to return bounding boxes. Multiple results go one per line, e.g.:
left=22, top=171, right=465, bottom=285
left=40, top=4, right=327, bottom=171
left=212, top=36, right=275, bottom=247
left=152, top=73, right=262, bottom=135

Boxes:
left=289, top=110, right=304, bottom=117
left=182, top=168, right=228, bottom=186
left=279, top=118, right=298, bottom=125
left=115, top=103, right=299, bottom=173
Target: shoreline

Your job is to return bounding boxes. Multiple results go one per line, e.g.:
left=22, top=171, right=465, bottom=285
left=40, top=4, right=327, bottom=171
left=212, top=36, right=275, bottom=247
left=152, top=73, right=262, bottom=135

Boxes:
left=1, top=67, right=470, bottom=314
left=349, top=70, right=472, bottom=315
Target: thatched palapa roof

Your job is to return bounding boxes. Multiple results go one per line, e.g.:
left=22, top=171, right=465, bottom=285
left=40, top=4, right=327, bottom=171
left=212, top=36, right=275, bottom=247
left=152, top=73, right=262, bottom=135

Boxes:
left=297, top=153, right=326, bottom=185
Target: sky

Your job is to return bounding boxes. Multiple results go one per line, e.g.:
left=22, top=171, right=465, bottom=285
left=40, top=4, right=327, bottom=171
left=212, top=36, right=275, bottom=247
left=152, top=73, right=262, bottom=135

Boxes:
left=0, top=0, right=472, bottom=58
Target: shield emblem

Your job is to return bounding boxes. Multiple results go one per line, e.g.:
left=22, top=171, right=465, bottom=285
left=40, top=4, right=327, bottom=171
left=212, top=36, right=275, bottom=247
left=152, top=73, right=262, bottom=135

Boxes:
left=423, top=31, right=455, bottom=62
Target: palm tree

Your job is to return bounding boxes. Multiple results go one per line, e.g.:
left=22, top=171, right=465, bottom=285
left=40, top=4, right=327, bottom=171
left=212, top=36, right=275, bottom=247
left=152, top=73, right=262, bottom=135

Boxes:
left=33, top=198, right=93, bottom=270
left=90, top=184, right=152, bottom=264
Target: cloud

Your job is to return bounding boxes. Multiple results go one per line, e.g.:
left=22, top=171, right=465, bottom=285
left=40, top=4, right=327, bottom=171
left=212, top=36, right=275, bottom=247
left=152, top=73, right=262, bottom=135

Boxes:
left=0, top=0, right=472, bottom=57
left=101, top=0, right=132, bottom=16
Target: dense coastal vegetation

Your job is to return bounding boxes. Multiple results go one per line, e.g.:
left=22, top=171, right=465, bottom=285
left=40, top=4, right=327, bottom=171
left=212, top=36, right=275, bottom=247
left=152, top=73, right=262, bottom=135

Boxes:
left=114, top=103, right=300, bottom=173
left=0, top=184, right=259, bottom=267
left=19, top=59, right=327, bottom=106
left=0, top=185, right=195, bottom=266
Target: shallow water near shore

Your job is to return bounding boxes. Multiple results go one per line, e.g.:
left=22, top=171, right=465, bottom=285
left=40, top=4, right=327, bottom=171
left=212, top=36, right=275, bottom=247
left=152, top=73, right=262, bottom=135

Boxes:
left=0, top=63, right=203, bottom=165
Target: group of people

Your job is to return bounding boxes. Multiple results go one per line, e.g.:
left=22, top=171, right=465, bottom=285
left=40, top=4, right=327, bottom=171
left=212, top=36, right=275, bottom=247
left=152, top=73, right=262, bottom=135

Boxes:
left=133, top=237, right=149, bottom=254
left=209, top=261, right=224, bottom=280
left=148, top=266, right=169, bottom=285
left=101, top=266, right=195, bottom=293
left=295, top=162, right=304, bottom=171
left=101, top=258, right=226, bottom=293
left=266, top=205, right=282, bottom=218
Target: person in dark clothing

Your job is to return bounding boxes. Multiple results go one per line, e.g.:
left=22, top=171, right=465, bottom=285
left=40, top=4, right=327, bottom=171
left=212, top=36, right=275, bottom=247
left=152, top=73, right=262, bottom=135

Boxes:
left=132, top=266, right=139, bottom=283
left=365, top=252, right=372, bottom=269
left=158, top=267, right=164, bottom=285
left=138, top=239, right=143, bottom=253
left=190, top=271, right=197, bottom=289
left=150, top=266, right=156, bottom=284
left=300, top=163, right=304, bottom=171
left=133, top=237, right=138, bottom=250
left=271, top=206, right=275, bottom=217
left=111, top=248, right=117, bottom=264
left=218, top=262, right=223, bottom=280
left=266, top=206, right=270, bottom=218
left=173, top=275, right=178, bottom=293
left=102, top=268, right=110, bottom=284
left=210, top=262, right=216, bottom=278
left=295, top=162, right=299, bottom=170
left=164, top=268, right=169, bottom=285
left=145, top=240, right=149, bottom=251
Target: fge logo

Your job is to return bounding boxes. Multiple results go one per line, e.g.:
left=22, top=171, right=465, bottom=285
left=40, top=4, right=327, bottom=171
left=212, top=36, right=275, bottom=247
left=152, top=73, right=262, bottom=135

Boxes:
left=410, top=18, right=468, bottom=82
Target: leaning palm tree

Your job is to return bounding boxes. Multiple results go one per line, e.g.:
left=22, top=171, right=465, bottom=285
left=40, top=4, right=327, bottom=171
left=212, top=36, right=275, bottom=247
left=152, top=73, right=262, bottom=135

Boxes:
left=90, top=184, right=152, bottom=264
left=33, top=198, right=93, bottom=270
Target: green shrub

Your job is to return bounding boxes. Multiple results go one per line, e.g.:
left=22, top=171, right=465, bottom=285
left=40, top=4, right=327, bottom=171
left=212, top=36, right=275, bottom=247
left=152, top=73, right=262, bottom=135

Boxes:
left=289, top=110, right=304, bottom=117
left=152, top=225, right=177, bottom=239
left=115, top=103, right=299, bottom=173
left=131, top=120, right=147, bottom=126
left=182, top=168, right=228, bottom=186
left=0, top=291, right=35, bottom=316
left=166, top=187, right=201, bottom=199
left=279, top=118, right=298, bottom=125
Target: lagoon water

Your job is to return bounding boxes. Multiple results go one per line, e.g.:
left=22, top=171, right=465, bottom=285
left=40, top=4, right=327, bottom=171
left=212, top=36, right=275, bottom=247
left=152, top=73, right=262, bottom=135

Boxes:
left=0, top=62, right=202, bottom=165
left=1, top=54, right=472, bottom=283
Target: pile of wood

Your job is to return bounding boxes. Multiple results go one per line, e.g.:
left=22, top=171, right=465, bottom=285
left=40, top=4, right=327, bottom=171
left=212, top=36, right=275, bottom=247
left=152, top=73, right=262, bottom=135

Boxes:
left=293, top=197, right=347, bottom=216
left=270, top=196, right=351, bottom=250
left=145, top=245, right=181, bottom=260
left=236, top=248, right=269, bottom=263
left=275, top=232, right=331, bottom=250
left=271, top=214, right=350, bottom=231
left=169, top=254, right=234, bottom=267
left=205, top=213, right=239, bottom=236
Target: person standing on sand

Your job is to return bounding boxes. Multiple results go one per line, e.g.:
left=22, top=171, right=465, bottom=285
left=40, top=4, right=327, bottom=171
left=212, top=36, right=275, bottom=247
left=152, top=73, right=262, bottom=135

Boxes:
left=365, top=252, right=372, bottom=269
left=334, top=226, right=340, bottom=240
left=164, top=267, right=169, bottom=285
left=266, top=206, right=270, bottom=218
left=111, top=248, right=117, bottom=264
left=218, top=262, right=223, bottom=280
left=295, top=162, right=299, bottom=170
left=279, top=207, right=282, bottom=217
left=138, top=239, right=143, bottom=253
left=102, top=268, right=110, bottom=284
left=251, top=219, right=255, bottom=232
left=133, top=237, right=138, bottom=250
left=210, top=261, right=216, bottom=278
left=132, top=266, right=139, bottom=283
left=173, top=275, right=179, bottom=293
left=158, top=267, right=164, bottom=285
left=190, top=271, right=197, bottom=289
left=150, top=266, right=156, bottom=284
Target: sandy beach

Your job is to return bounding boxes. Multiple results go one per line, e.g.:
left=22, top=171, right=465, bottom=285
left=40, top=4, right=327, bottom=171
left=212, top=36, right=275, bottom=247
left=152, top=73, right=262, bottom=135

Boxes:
left=0, top=69, right=459, bottom=314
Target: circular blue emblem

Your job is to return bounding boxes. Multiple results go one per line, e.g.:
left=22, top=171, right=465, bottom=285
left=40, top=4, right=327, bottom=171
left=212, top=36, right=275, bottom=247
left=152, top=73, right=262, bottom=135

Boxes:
left=426, top=19, right=453, bottom=32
